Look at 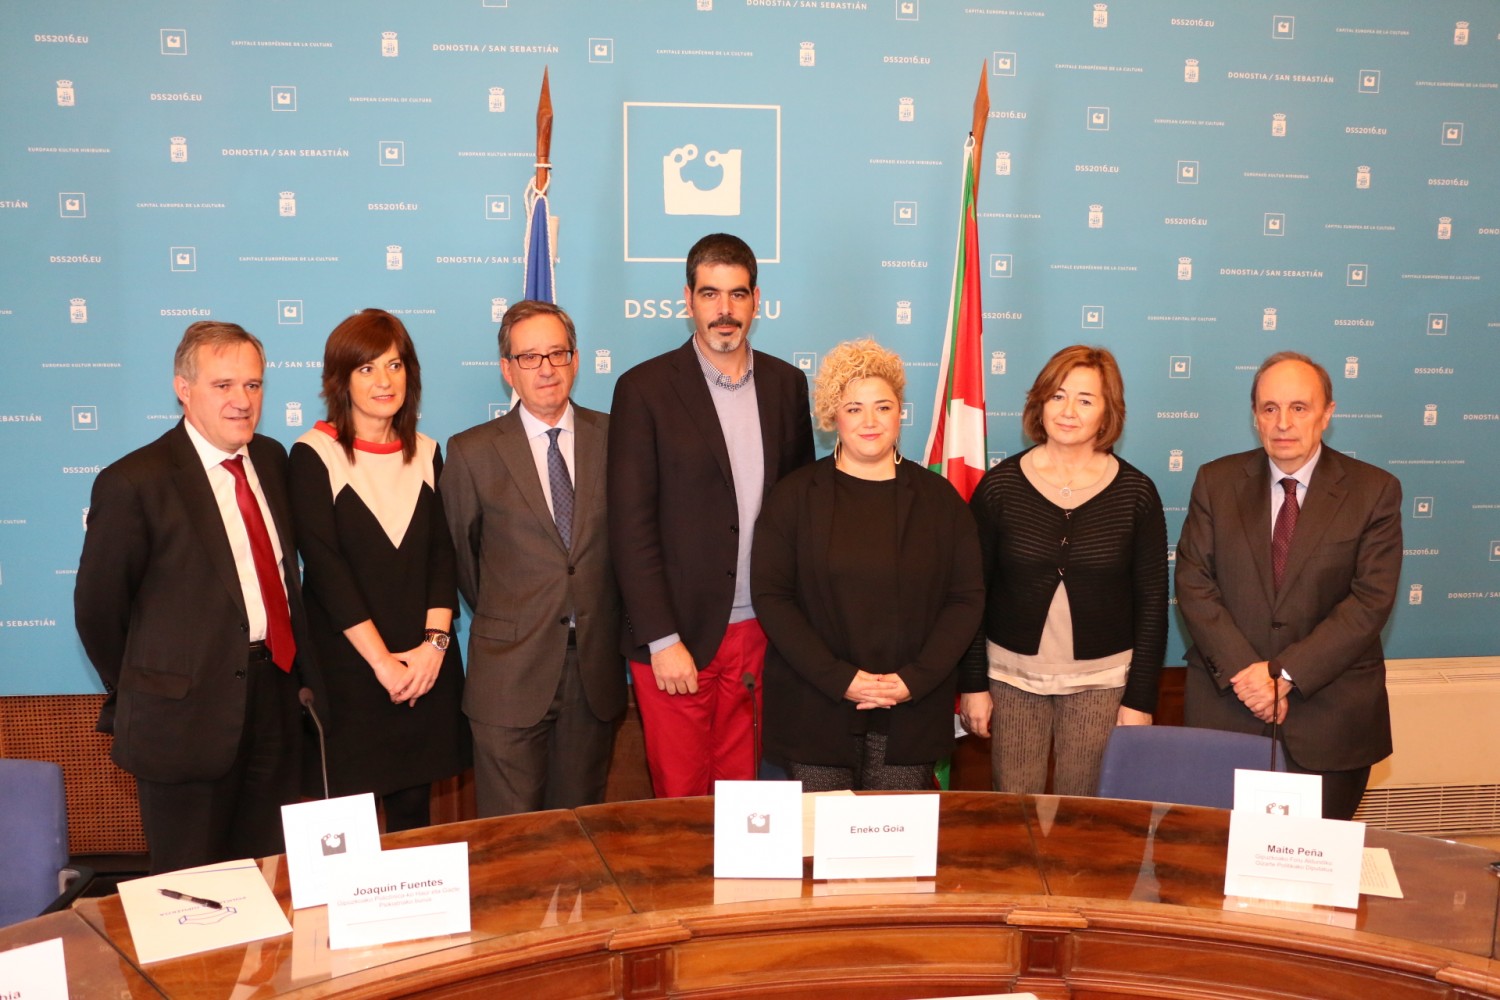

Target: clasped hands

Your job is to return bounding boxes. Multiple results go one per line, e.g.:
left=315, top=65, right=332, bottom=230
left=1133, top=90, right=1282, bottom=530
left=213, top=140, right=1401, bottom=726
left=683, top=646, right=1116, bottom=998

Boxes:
left=844, top=669, right=910, bottom=710
left=1231, top=661, right=1291, bottom=725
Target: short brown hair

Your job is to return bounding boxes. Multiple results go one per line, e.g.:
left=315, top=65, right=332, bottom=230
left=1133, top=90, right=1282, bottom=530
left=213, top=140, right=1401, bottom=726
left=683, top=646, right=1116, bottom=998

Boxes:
left=1021, top=344, right=1126, bottom=450
left=498, top=300, right=578, bottom=360
left=812, top=339, right=906, bottom=432
left=320, top=309, right=422, bottom=462
left=1251, top=351, right=1332, bottom=408
left=685, top=233, right=757, bottom=290
left=173, top=321, right=264, bottom=382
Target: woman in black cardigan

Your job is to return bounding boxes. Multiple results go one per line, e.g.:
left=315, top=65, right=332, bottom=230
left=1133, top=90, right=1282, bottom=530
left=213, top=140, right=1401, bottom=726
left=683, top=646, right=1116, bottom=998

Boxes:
left=751, top=339, right=984, bottom=790
left=958, top=344, right=1168, bottom=797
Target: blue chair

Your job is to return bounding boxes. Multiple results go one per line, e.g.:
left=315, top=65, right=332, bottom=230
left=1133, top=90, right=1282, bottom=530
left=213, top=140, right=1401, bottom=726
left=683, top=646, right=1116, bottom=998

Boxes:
left=0, top=759, right=95, bottom=927
left=1095, top=726, right=1287, bottom=809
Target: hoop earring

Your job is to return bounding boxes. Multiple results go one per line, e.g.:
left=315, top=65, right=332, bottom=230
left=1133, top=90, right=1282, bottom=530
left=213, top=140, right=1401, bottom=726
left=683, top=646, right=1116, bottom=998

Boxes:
left=833, top=438, right=842, bottom=465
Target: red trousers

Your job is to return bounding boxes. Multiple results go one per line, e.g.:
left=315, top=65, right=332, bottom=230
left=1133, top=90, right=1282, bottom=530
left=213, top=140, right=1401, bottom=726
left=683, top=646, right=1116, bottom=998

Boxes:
left=630, top=619, right=767, bottom=798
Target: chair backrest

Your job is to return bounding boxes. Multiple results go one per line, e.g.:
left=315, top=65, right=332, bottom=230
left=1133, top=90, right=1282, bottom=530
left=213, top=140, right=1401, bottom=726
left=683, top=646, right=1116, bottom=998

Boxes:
left=1095, top=726, right=1287, bottom=810
left=0, top=758, right=69, bottom=927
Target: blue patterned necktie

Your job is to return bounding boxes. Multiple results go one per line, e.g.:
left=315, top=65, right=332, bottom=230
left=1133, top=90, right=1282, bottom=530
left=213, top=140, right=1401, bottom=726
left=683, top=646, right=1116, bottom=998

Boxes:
left=546, top=427, right=573, bottom=548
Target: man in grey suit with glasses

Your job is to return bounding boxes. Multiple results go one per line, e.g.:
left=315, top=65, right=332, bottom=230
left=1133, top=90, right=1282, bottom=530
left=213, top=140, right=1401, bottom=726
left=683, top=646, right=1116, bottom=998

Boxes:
left=443, top=300, right=625, bottom=816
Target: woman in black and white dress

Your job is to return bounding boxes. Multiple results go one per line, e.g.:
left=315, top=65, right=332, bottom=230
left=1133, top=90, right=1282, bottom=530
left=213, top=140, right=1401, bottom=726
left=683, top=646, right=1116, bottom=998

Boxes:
left=287, top=309, right=467, bottom=831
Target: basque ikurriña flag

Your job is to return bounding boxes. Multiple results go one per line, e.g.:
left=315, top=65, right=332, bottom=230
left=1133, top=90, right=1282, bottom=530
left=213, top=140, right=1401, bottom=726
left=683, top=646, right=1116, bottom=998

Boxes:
left=922, top=69, right=989, bottom=503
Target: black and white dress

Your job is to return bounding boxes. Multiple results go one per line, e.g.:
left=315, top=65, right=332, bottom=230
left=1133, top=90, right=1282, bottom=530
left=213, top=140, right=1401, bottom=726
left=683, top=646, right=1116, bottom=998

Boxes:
left=287, top=421, right=468, bottom=798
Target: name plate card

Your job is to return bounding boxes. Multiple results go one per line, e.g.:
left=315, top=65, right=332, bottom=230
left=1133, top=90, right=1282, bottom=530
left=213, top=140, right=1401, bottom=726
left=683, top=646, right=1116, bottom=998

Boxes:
left=714, top=780, right=804, bottom=879
left=812, top=793, right=938, bottom=881
left=0, top=937, right=68, bottom=1000
left=1224, top=812, right=1366, bottom=909
left=325, top=842, right=470, bottom=950
left=281, top=793, right=382, bottom=909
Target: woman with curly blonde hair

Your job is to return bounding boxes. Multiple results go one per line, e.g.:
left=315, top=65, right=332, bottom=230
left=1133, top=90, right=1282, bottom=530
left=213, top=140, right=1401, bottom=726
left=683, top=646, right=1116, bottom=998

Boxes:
left=751, top=339, right=983, bottom=790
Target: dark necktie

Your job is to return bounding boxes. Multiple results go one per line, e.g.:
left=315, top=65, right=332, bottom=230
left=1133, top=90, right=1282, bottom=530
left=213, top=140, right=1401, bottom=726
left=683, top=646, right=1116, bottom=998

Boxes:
left=222, top=456, right=296, bottom=672
left=547, top=427, right=573, bottom=548
left=1271, top=477, right=1300, bottom=591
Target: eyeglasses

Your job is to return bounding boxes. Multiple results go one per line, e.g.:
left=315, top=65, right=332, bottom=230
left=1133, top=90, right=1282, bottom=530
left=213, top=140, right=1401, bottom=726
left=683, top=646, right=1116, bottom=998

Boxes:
left=506, top=349, right=575, bottom=370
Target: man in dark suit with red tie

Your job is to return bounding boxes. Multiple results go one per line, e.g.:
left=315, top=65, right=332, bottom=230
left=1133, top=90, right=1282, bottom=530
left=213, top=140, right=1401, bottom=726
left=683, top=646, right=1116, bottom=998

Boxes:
left=1175, top=351, right=1403, bottom=820
left=608, top=233, right=815, bottom=797
left=76, top=321, right=317, bottom=872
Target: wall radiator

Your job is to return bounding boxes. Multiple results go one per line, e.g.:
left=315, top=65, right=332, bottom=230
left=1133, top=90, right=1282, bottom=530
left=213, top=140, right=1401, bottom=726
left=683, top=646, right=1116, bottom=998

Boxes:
left=1354, top=658, right=1500, bottom=836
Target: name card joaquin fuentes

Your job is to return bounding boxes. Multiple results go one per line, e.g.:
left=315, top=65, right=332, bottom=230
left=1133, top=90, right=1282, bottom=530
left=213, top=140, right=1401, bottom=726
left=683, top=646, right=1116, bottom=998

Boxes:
left=325, top=842, right=471, bottom=949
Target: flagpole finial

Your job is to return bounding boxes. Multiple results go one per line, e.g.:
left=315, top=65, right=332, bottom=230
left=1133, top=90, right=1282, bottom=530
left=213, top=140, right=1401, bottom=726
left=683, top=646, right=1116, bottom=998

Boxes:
left=534, top=68, right=553, bottom=194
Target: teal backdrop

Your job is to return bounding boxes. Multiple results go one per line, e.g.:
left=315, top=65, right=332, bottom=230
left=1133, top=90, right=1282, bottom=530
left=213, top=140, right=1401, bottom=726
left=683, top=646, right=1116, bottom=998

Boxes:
left=2, top=1, right=1497, bottom=694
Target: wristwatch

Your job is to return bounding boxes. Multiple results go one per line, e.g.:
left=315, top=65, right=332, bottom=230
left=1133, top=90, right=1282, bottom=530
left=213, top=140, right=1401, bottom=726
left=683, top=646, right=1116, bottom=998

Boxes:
left=424, top=628, right=451, bottom=651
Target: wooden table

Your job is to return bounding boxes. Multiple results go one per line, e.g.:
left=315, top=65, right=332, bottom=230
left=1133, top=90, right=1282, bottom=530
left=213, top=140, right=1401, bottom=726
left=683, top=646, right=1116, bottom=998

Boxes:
left=25, top=793, right=1500, bottom=998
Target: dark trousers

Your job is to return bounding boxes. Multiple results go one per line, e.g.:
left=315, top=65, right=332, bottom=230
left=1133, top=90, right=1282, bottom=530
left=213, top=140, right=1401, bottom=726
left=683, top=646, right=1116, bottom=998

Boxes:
left=470, top=645, right=618, bottom=817
left=136, top=647, right=301, bottom=873
left=1283, top=750, right=1372, bottom=822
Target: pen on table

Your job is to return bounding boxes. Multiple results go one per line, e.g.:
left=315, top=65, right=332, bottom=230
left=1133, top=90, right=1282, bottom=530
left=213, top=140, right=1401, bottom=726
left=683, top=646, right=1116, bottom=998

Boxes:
left=158, top=888, right=224, bottom=910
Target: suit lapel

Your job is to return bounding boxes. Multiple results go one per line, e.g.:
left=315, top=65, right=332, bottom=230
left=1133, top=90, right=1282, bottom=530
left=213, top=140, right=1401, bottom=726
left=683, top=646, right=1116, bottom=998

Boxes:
left=168, top=422, right=249, bottom=619
left=1233, top=451, right=1277, bottom=606
left=1277, top=449, right=1349, bottom=599
left=572, top=409, right=605, bottom=552
left=754, top=351, right=783, bottom=498
left=491, top=409, right=567, bottom=553
left=667, top=341, right=734, bottom=485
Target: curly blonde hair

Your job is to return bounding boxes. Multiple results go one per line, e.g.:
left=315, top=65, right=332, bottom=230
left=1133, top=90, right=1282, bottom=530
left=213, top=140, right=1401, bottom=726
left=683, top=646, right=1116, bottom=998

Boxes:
left=812, top=338, right=907, bottom=431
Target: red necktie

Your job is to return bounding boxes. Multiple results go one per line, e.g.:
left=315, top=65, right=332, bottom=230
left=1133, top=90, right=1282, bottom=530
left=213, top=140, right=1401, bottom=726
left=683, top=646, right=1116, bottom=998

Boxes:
left=1271, top=477, right=1300, bottom=592
left=222, top=456, right=296, bottom=672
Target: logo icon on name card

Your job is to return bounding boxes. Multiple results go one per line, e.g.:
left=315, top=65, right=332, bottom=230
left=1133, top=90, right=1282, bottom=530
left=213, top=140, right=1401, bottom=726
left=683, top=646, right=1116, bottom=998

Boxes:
left=70, top=298, right=88, bottom=324
left=1347, top=264, right=1368, bottom=287
left=1087, top=106, right=1110, bottom=131
left=992, top=51, right=1016, bottom=76
left=381, top=31, right=398, bottom=57
left=793, top=352, right=817, bottom=373
left=272, top=86, right=297, bottom=111
left=1441, top=122, right=1464, bottom=146
left=746, top=812, right=770, bottom=834
left=624, top=102, right=780, bottom=262
left=1413, top=497, right=1433, bottom=518
left=278, top=300, right=303, bottom=325
left=893, top=201, right=918, bottom=226
left=1427, top=313, right=1448, bottom=335
left=1169, top=356, right=1192, bottom=379
left=161, top=29, right=187, bottom=55
left=72, top=405, right=98, bottom=431
left=57, top=79, right=75, bottom=106
left=320, top=833, right=347, bottom=856
left=484, top=194, right=511, bottom=220
left=1358, top=70, right=1381, bottom=94
left=1272, top=15, right=1295, bottom=39
left=589, top=38, right=614, bottom=63
left=1178, top=161, right=1199, bottom=184
left=1082, top=306, right=1104, bottom=330
left=896, top=0, right=919, bottom=21
left=170, top=246, right=197, bottom=272
left=990, top=253, right=1012, bottom=277
left=379, top=141, right=405, bottom=167
left=59, top=193, right=87, bottom=218
left=1264, top=213, right=1285, bottom=236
